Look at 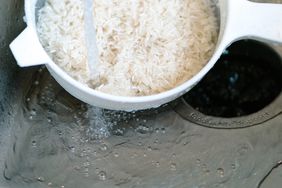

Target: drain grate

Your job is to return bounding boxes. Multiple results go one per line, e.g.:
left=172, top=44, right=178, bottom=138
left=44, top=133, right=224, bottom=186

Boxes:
left=174, top=40, right=282, bottom=128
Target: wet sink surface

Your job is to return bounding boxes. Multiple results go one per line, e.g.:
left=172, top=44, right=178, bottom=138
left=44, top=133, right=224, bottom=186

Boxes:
left=1, top=68, right=282, bottom=188
left=1, top=0, right=282, bottom=188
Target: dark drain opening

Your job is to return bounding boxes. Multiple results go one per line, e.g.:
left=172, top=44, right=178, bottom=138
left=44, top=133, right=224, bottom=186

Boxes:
left=184, top=40, right=282, bottom=118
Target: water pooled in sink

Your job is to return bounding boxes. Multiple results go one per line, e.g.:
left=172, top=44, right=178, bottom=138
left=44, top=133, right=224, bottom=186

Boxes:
left=2, top=66, right=282, bottom=188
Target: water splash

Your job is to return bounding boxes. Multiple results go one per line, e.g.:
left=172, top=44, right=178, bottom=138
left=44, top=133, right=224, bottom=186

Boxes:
left=85, top=107, right=113, bottom=140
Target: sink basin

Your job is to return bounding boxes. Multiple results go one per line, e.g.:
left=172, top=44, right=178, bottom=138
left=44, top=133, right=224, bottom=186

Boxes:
left=0, top=0, right=282, bottom=188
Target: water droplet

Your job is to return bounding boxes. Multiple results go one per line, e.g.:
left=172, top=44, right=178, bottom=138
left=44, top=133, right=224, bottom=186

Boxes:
left=147, top=146, right=152, bottom=151
left=100, top=144, right=108, bottom=151
left=155, top=128, right=160, bottom=133
left=170, top=163, right=177, bottom=171
left=34, top=81, right=39, bottom=85
left=29, top=115, right=33, bottom=120
left=47, top=117, right=52, bottom=123
left=136, top=125, right=150, bottom=134
left=58, top=131, right=63, bottom=137
left=98, top=171, right=107, bottom=181
left=47, top=182, right=52, bottom=186
left=114, top=153, right=119, bottom=158
left=37, top=177, right=45, bottom=182
left=161, top=128, right=166, bottom=134
left=155, top=161, right=160, bottom=167
left=217, top=168, right=224, bottom=177
left=84, top=172, right=89, bottom=177
left=30, top=109, right=37, bottom=116
left=143, top=153, right=147, bottom=157
left=172, top=153, right=176, bottom=158
left=61, top=186, right=65, bottom=188
left=31, top=140, right=37, bottom=147
left=69, top=146, right=75, bottom=153
left=26, top=98, right=31, bottom=102
left=154, top=139, right=159, bottom=144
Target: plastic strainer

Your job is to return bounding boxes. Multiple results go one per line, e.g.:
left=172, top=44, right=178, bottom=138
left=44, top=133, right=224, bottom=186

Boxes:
left=9, top=0, right=282, bottom=111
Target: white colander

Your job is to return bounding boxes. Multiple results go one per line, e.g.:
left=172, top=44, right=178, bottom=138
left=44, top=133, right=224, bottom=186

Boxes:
left=10, top=0, right=282, bottom=111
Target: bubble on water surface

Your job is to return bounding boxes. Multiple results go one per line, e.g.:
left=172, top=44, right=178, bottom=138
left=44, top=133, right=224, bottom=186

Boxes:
left=217, top=168, right=225, bottom=178
left=98, top=171, right=107, bottom=181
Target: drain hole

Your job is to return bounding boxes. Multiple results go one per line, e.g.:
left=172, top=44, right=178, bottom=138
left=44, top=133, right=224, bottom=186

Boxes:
left=184, top=40, right=282, bottom=118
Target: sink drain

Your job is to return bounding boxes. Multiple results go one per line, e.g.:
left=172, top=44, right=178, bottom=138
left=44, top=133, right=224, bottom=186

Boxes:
left=174, top=40, right=282, bottom=128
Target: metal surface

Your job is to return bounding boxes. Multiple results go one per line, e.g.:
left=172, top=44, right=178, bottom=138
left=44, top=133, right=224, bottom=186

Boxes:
left=0, top=0, right=24, bottom=187
left=175, top=40, right=282, bottom=129
left=0, top=1, right=282, bottom=188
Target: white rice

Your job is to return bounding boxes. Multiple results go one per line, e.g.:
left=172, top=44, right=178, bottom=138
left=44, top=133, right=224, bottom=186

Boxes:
left=37, top=0, right=218, bottom=96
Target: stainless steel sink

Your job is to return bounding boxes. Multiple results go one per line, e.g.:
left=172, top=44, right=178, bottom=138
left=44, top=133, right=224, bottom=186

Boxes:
left=0, top=1, right=282, bottom=188
left=0, top=0, right=24, bottom=186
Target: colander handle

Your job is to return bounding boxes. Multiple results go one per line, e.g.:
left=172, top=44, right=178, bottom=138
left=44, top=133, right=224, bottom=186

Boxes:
left=224, top=0, right=282, bottom=44
left=9, top=27, right=51, bottom=67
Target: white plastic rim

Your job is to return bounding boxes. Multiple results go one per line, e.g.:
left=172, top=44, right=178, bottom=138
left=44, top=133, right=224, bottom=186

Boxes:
left=9, top=0, right=282, bottom=111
